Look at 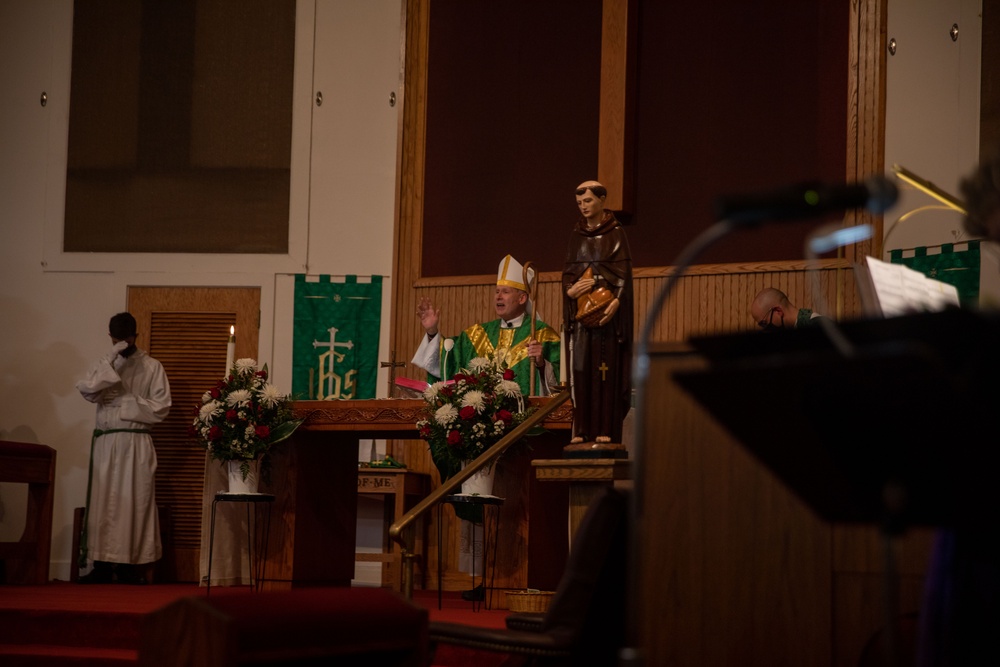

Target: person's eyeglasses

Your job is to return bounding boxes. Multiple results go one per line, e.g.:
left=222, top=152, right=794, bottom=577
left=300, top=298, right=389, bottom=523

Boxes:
left=758, top=307, right=779, bottom=330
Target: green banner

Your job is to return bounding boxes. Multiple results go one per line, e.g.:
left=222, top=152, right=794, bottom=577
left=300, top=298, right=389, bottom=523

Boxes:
left=292, top=275, right=382, bottom=400
left=889, top=241, right=980, bottom=308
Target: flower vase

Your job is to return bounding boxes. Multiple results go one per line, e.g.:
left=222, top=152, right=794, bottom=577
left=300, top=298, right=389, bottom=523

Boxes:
left=461, top=462, right=495, bottom=497
left=226, top=460, right=260, bottom=494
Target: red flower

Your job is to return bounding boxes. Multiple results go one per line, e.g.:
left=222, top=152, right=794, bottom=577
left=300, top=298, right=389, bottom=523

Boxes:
left=210, top=387, right=221, bottom=399
left=226, top=409, right=238, bottom=422
left=255, top=425, right=270, bottom=438
left=503, top=368, right=515, bottom=381
left=496, top=409, right=513, bottom=424
left=208, top=426, right=222, bottom=440
left=447, top=430, right=462, bottom=446
left=420, top=424, right=431, bottom=437
left=459, top=406, right=476, bottom=420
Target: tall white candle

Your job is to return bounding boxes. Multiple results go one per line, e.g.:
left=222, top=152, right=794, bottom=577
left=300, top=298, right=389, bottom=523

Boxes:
left=225, top=325, right=235, bottom=377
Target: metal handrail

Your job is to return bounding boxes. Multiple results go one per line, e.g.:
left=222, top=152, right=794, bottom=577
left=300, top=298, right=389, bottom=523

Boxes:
left=389, top=388, right=571, bottom=600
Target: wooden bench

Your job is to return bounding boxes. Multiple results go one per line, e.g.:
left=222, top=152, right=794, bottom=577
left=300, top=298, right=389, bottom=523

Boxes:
left=0, top=440, right=56, bottom=584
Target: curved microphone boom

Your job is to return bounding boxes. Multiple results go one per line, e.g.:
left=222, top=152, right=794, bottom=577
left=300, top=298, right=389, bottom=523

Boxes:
left=714, top=175, right=899, bottom=225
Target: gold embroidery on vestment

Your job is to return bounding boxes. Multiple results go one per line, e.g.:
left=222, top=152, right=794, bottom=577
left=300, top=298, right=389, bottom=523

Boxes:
left=463, top=322, right=559, bottom=368
left=465, top=325, right=495, bottom=359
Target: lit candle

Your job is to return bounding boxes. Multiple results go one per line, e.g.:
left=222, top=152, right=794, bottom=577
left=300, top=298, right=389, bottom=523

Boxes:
left=225, top=325, right=235, bottom=377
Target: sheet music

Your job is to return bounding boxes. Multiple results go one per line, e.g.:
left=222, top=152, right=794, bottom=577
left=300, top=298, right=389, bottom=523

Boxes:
left=858, top=255, right=960, bottom=318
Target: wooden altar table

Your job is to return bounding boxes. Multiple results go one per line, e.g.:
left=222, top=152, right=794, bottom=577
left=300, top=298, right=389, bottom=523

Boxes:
left=261, top=398, right=572, bottom=591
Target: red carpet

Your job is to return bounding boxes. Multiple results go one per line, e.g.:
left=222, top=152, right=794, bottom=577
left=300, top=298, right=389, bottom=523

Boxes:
left=0, top=581, right=509, bottom=666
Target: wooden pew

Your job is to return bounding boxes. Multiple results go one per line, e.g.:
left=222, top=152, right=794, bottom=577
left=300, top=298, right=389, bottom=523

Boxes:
left=0, top=440, right=56, bottom=584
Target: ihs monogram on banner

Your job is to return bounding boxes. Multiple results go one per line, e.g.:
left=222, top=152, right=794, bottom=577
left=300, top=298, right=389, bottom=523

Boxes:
left=311, top=326, right=357, bottom=400
left=292, top=274, right=381, bottom=402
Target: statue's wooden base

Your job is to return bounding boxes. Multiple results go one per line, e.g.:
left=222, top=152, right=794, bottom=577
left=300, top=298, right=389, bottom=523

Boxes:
left=532, top=458, right=632, bottom=544
left=563, top=441, right=628, bottom=459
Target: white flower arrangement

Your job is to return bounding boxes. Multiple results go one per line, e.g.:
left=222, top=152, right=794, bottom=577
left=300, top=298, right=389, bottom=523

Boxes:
left=416, top=354, right=533, bottom=472
left=190, top=358, right=303, bottom=480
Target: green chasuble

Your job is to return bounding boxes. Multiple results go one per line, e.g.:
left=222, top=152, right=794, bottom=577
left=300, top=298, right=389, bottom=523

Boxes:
left=439, top=317, right=560, bottom=397
left=428, top=317, right=561, bottom=511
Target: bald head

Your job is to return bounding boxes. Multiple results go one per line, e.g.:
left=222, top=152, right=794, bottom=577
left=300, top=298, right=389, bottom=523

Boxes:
left=750, top=287, right=793, bottom=329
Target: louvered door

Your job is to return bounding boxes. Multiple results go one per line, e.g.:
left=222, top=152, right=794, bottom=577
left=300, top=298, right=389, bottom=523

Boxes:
left=128, top=287, right=260, bottom=581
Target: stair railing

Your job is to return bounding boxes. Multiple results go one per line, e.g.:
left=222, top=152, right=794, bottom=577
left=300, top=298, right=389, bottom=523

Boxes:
left=389, top=388, right=571, bottom=600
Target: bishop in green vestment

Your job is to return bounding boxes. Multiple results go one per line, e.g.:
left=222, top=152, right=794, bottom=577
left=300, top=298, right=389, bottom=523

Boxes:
left=411, top=256, right=561, bottom=575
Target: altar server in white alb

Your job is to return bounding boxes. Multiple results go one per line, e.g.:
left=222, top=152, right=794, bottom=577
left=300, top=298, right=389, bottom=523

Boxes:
left=76, top=312, right=172, bottom=585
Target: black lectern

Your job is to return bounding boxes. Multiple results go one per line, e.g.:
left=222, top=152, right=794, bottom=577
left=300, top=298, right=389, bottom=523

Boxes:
left=672, top=308, right=1000, bottom=533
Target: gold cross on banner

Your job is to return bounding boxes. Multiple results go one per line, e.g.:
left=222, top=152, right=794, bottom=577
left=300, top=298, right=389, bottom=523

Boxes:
left=380, top=350, right=406, bottom=397
left=599, top=361, right=609, bottom=381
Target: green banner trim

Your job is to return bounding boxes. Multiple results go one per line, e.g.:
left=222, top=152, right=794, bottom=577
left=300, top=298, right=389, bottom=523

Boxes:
left=889, top=240, right=980, bottom=307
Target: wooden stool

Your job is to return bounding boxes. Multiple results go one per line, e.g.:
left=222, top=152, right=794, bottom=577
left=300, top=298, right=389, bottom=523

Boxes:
left=207, top=492, right=275, bottom=594
left=356, top=467, right=430, bottom=591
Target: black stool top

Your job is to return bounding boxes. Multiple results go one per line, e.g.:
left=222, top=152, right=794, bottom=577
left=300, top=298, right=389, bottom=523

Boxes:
left=214, top=492, right=276, bottom=502
left=442, top=494, right=504, bottom=506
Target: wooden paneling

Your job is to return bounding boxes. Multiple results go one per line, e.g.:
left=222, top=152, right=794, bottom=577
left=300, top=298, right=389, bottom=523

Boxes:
left=634, top=345, right=934, bottom=666
left=395, top=262, right=862, bottom=388
left=831, top=525, right=936, bottom=667
left=845, top=0, right=888, bottom=262
left=637, top=346, right=832, bottom=667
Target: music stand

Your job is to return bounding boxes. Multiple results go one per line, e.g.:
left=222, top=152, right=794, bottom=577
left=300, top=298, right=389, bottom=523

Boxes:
left=672, top=308, right=1000, bottom=534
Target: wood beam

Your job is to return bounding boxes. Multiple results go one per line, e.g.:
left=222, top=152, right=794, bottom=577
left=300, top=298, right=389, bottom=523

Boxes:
left=597, top=0, right=637, bottom=213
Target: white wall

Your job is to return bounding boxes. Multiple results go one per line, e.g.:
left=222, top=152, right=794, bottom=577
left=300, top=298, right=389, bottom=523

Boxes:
left=0, top=0, right=401, bottom=584
left=884, top=0, right=994, bottom=301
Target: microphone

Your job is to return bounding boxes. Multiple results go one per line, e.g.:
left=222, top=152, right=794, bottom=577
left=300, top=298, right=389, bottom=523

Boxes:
left=714, top=176, right=898, bottom=225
